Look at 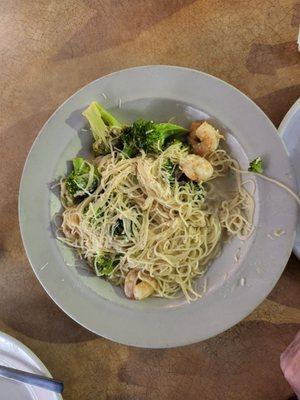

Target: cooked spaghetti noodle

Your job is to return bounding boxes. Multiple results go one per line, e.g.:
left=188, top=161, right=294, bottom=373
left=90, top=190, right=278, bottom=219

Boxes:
left=59, top=139, right=254, bottom=301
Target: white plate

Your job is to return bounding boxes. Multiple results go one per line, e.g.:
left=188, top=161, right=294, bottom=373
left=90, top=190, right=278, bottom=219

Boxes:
left=19, top=66, right=297, bottom=348
left=0, top=332, right=62, bottom=400
left=278, top=98, right=300, bottom=259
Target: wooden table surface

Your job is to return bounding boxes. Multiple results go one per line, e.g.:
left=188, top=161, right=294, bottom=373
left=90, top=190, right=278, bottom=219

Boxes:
left=1, top=1, right=300, bottom=399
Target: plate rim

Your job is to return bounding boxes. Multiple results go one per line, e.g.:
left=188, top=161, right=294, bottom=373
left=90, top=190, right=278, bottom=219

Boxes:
left=278, top=96, right=300, bottom=259
left=19, top=65, right=297, bottom=348
left=0, top=331, right=62, bottom=399
left=278, top=97, right=300, bottom=138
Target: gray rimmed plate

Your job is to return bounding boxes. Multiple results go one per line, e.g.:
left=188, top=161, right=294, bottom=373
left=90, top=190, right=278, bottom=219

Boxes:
left=19, top=66, right=297, bottom=348
left=0, top=331, right=62, bottom=400
left=278, top=98, right=300, bottom=259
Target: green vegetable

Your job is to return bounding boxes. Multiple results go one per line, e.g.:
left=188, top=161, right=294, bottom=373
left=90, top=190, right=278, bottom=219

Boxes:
left=186, top=181, right=205, bottom=201
left=248, top=157, right=263, bottom=173
left=121, top=119, right=188, bottom=157
left=161, top=159, right=181, bottom=186
left=121, top=120, right=156, bottom=157
left=93, top=253, right=120, bottom=277
left=82, top=101, right=123, bottom=155
left=82, top=102, right=188, bottom=157
left=146, top=122, right=188, bottom=153
left=82, top=100, right=189, bottom=158
left=162, top=159, right=175, bottom=185
left=169, top=139, right=191, bottom=151
left=64, top=157, right=100, bottom=206
left=112, top=219, right=125, bottom=236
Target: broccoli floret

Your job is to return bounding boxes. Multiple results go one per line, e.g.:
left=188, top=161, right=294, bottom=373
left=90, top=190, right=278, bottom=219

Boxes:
left=120, top=119, right=188, bottom=157
left=161, top=158, right=182, bottom=186
left=248, top=157, right=263, bottom=173
left=162, top=159, right=175, bottom=184
left=64, top=157, right=100, bottom=206
left=82, top=105, right=188, bottom=157
left=111, top=219, right=125, bottom=236
left=185, top=181, right=205, bottom=201
left=145, top=122, right=188, bottom=153
left=121, top=124, right=143, bottom=158
left=121, top=120, right=155, bottom=157
left=82, top=101, right=123, bottom=155
left=170, top=139, right=191, bottom=153
left=93, top=253, right=120, bottom=277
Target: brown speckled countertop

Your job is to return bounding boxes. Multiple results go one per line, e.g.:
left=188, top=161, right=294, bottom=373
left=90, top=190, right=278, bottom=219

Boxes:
left=0, top=1, right=299, bottom=399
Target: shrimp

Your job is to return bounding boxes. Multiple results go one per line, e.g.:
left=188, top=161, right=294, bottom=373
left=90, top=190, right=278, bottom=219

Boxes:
left=133, top=279, right=157, bottom=300
left=189, top=121, right=223, bottom=156
left=180, top=154, right=213, bottom=182
left=124, top=269, right=157, bottom=300
left=124, top=269, right=139, bottom=299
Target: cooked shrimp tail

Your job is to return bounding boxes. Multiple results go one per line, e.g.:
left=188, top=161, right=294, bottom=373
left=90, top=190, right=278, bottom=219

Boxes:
left=189, top=121, right=223, bottom=156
